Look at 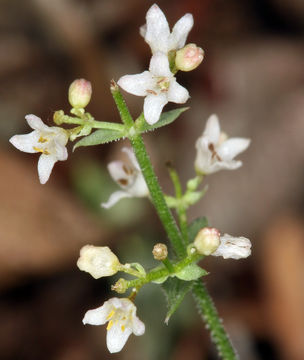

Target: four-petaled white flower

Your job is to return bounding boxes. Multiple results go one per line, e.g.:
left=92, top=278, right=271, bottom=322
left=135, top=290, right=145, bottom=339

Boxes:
left=83, top=297, right=145, bottom=353
left=9, top=114, right=68, bottom=184
left=212, top=234, right=252, bottom=259
left=195, top=114, right=250, bottom=175
left=77, top=245, right=121, bottom=279
left=118, top=52, right=189, bottom=125
left=102, top=147, right=149, bottom=209
left=140, top=4, right=193, bottom=55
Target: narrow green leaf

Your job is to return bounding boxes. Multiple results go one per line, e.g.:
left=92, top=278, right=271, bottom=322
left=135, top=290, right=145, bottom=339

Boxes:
left=188, top=217, right=208, bottom=242
left=140, top=107, right=189, bottom=133
left=162, top=277, right=193, bottom=324
left=73, top=129, right=125, bottom=150
left=175, top=263, right=208, bottom=281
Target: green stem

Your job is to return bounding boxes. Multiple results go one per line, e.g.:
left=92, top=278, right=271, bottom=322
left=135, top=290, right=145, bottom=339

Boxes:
left=167, top=165, right=189, bottom=244
left=131, top=135, right=186, bottom=259
left=110, top=81, right=134, bottom=128
left=192, top=281, right=238, bottom=360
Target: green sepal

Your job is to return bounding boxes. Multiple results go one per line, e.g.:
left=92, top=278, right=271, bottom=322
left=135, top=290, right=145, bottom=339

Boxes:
left=136, top=107, right=189, bottom=133
left=188, top=217, right=208, bottom=242
left=73, top=129, right=125, bottom=150
left=175, top=263, right=208, bottom=281
left=152, top=275, right=169, bottom=284
left=130, top=263, right=146, bottom=277
left=162, top=277, right=193, bottom=324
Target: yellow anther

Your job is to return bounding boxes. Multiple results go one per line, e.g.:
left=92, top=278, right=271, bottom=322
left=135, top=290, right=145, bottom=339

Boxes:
left=33, top=147, right=50, bottom=155
left=121, top=325, right=125, bottom=332
left=107, top=320, right=114, bottom=330
left=38, top=136, right=48, bottom=143
left=106, top=310, right=115, bottom=320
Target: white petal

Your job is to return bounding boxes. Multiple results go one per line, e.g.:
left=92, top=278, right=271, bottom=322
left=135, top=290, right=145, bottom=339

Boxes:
left=37, top=154, right=57, bottom=184
left=132, top=316, right=145, bottom=336
left=144, top=93, right=168, bottom=125
left=203, top=114, right=220, bottom=145
left=25, top=114, right=49, bottom=132
left=167, top=79, right=189, bottom=103
left=139, top=24, right=146, bottom=38
left=118, top=71, right=154, bottom=96
left=149, top=52, right=171, bottom=77
left=129, top=175, right=149, bottom=197
left=101, top=191, right=132, bottom=209
left=107, top=161, right=128, bottom=183
left=212, top=234, right=252, bottom=259
left=54, top=141, right=68, bottom=161
left=194, top=137, right=213, bottom=174
left=121, top=147, right=140, bottom=171
left=82, top=303, right=112, bottom=326
left=205, top=160, right=242, bottom=174
left=145, top=4, right=170, bottom=54
left=217, top=138, right=250, bottom=161
left=168, top=13, right=194, bottom=50
left=9, top=131, right=40, bottom=153
left=107, top=322, right=132, bottom=353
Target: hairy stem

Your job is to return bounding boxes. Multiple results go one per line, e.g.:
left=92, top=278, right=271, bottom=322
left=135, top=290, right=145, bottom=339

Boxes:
left=192, top=280, right=238, bottom=360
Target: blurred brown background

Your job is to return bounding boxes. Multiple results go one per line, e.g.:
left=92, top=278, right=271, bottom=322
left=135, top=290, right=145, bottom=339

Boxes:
left=1, top=0, right=304, bottom=359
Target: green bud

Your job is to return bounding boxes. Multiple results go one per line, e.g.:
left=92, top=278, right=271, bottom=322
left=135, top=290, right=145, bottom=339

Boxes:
left=68, top=79, right=92, bottom=108
left=175, top=44, right=204, bottom=72
left=111, top=278, right=128, bottom=294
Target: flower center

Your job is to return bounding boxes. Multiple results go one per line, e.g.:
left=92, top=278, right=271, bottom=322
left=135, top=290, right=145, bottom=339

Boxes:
left=208, top=143, right=221, bottom=161
left=156, top=77, right=170, bottom=92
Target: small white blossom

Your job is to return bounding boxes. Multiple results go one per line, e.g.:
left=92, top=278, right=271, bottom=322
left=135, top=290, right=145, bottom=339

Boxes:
left=9, top=114, right=68, bottom=184
left=83, top=297, right=145, bottom=353
left=212, top=234, right=252, bottom=259
left=195, top=114, right=250, bottom=175
left=77, top=245, right=120, bottom=279
left=102, top=147, right=149, bottom=209
left=140, top=4, right=193, bottom=55
left=118, top=52, right=189, bottom=125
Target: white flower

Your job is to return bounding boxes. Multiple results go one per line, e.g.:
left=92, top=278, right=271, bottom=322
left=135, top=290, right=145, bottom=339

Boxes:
left=194, top=227, right=220, bottom=256
left=118, top=52, right=189, bottom=125
left=212, top=234, right=252, bottom=259
left=195, top=114, right=250, bottom=175
left=102, top=147, right=149, bottom=209
left=77, top=245, right=120, bottom=279
left=9, top=114, right=68, bottom=184
left=140, top=4, right=193, bottom=55
left=83, top=297, right=145, bottom=353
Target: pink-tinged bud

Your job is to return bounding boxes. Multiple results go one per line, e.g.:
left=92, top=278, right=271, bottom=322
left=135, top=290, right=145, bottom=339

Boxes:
left=194, top=227, right=220, bottom=256
left=175, top=44, right=204, bottom=72
left=68, top=79, right=92, bottom=108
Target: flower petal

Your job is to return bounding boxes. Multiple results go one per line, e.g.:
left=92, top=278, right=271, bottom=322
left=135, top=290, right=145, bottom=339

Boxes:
left=37, top=154, right=57, bottom=184
left=167, top=79, right=189, bottom=103
left=145, top=4, right=170, bottom=54
left=9, top=131, right=40, bottom=153
left=203, top=114, right=220, bottom=145
left=118, top=71, right=154, bottom=96
left=106, top=322, right=132, bottom=353
left=82, top=303, right=112, bottom=326
left=25, top=114, right=50, bottom=132
left=168, top=13, right=193, bottom=51
left=144, top=93, right=168, bottom=125
left=217, top=138, right=250, bottom=161
left=212, top=234, right=252, bottom=259
left=121, top=147, right=140, bottom=171
left=101, top=191, right=132, bottom=209
left=149, top=52, right=171, bottom=77
left=132, top=316, right=145, bottom=336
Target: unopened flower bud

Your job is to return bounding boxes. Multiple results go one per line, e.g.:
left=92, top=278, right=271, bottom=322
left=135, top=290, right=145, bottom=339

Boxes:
left=111, top=278, right=128, bottom=294
left=77, top=245, right=120, bottom=279
left=194, top=227, right=220, bottom=256
left=152, top=243, right=168, bottom=261
left=175, top=44, right=204, bottom=72
left=68, top=78, right=92, bottom=108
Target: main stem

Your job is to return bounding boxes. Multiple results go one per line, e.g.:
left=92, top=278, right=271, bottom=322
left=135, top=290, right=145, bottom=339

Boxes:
left=111, top=86, right=237, bottom=359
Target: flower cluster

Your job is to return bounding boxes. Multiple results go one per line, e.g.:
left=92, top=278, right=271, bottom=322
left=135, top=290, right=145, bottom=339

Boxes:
left=8, top=3, right=253, bottom=357
left=118, top=3, right=203, bottom=125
